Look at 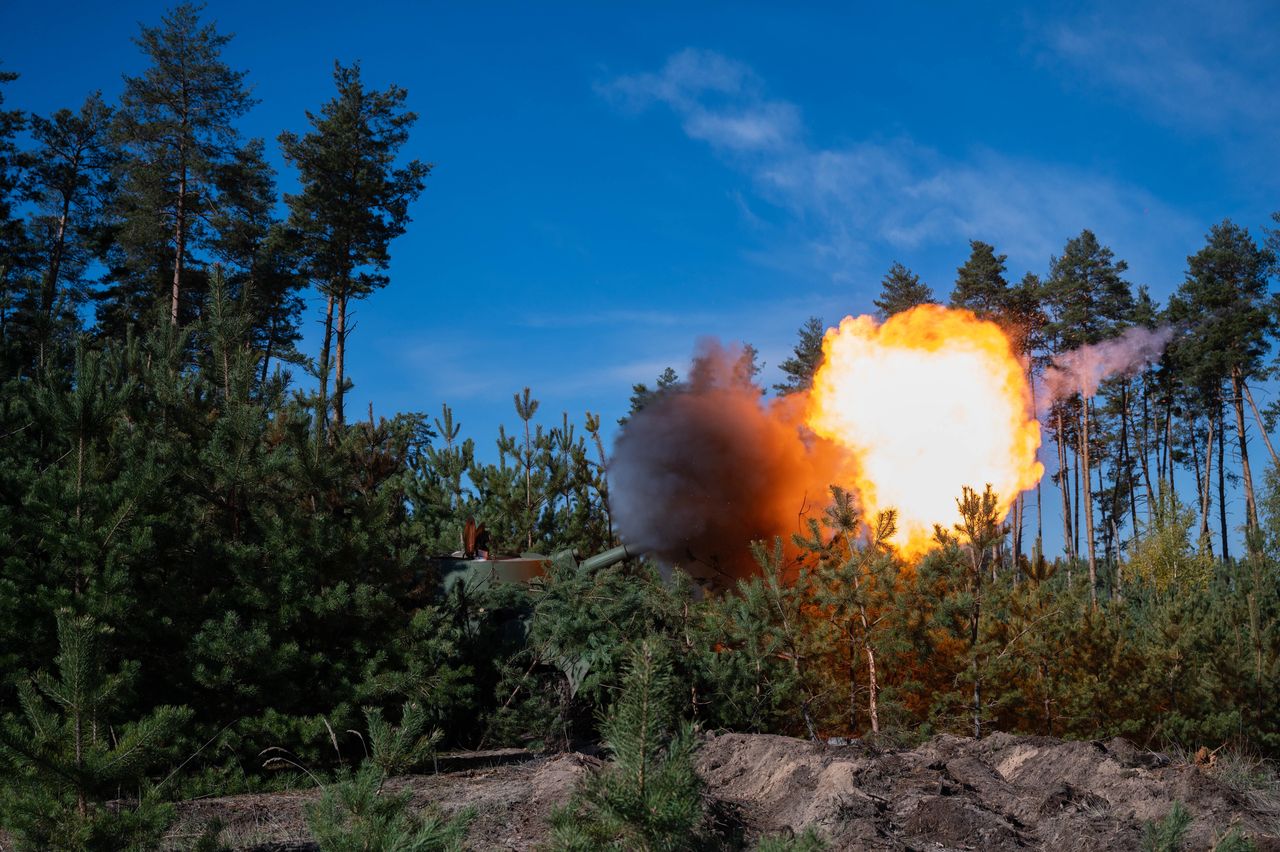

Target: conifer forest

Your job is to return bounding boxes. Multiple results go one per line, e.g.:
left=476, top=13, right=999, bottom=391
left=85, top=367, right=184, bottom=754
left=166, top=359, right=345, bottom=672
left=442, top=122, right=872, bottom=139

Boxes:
left=1, top=5, right=1279, bottom=851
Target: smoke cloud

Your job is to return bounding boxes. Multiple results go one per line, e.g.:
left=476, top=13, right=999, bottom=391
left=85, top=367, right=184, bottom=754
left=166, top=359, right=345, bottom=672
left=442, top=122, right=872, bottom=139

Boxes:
left=1043, top=325, right=1173, bottom=400
left=610, top=339, right=849, bottom=582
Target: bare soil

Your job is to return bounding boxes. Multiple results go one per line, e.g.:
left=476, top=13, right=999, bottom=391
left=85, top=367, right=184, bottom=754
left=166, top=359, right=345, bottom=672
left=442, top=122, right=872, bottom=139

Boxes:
left=167, top=733, right=1280, bottom=850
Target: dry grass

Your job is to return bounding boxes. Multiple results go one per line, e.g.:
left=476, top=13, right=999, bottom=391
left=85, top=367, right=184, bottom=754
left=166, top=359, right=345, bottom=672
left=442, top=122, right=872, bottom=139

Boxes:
left=1163, top=740, right=1280, bottom=838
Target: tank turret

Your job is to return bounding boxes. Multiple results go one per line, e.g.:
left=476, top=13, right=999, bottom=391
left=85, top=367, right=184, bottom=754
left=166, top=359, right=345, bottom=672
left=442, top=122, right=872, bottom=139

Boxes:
left=429, top=540, right=636, bottom=593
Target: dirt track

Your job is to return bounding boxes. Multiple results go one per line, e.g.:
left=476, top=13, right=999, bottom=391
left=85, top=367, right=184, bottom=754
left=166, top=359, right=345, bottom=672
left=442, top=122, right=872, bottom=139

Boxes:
left=167, top=732, right=1280, bottom=850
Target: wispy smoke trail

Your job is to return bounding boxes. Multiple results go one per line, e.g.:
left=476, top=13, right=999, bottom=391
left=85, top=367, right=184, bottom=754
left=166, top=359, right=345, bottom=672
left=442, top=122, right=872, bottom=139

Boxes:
left=610, top=339, right=847, bottom=580
left=1043, top=325, right=1174, bottom=400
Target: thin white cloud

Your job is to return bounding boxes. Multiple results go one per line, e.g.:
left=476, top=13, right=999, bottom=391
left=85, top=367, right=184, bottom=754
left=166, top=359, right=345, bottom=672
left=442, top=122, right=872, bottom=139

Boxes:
left=600, top=48, right=802, bottom=154
left=1034, top=1, right=1280, bottom=137
left=515, top=308, right=718, bottom=330
left=601, top=49, right=1197, bottom=286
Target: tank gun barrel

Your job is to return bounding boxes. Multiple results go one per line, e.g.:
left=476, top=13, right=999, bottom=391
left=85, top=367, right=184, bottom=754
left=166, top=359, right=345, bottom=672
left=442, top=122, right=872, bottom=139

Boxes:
left=578, top=543, right=635, bottom=572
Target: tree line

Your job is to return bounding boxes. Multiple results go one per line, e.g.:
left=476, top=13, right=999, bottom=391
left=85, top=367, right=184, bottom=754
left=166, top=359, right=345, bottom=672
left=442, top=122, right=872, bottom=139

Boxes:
left=758, top=222, right=1280, bottom=600
left=0, top=4, right=427, bottom=436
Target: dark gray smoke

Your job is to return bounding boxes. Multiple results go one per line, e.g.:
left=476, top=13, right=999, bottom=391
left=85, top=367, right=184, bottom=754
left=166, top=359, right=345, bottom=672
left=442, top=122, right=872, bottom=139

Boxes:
left=610, top=339, right=846, bottom=580
left=1043, top=325, right=1173, bottom=400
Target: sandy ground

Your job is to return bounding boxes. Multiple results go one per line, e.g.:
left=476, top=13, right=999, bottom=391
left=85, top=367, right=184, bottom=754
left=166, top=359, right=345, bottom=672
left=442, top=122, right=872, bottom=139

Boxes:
left=165, top=733, right=1280, bottom=850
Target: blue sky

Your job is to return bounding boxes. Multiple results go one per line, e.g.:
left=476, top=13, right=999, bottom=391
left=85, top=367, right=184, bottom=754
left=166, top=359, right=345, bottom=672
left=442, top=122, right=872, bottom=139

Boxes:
left=4, top=1, right=1278, bottom=552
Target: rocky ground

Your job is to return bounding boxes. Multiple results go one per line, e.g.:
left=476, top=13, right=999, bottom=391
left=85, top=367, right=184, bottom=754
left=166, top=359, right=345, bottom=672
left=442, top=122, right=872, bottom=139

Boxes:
left=166, top=733, right=1280, bottom=850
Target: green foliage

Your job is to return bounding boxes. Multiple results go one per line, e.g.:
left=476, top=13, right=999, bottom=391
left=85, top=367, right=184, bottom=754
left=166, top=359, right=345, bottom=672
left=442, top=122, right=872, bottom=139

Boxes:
left=102, top=2, right=258, bottom=331
left=700, top=554, right=804, bottom=735
left=305, top=701, right=470, bottom=851
left=0, top=611, right=191, bottom=850
left=305, top=764, right=472, bottom=852
left=874, top=262, right=933, bottom=320
left=1212, top=827, right=1258, bottom=852
left=547, top=639, right=705, bottom=851
left=753, top=827, right=828, bottom=851
left=1141, top=801, right=1192, bottom=852
left=950, top=240, right=1009, bottom=319
left=622, top=366, right=681, bottom=424
left=1168, top=220, right=1275, bottom=391
left=365, top=701, right=442, bottom=781
left=487, top=555, right=696, bottom=750
left=1044, top=229, right=1134, bottom=348
left=1128, top=488, right=1212, bottom=593
left=773, top=317, right=826, bottom=394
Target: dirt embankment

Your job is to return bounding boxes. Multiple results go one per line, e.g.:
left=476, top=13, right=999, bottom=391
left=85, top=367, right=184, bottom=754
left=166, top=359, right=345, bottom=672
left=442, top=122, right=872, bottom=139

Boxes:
left=168, top=733, right=1280, bottom=850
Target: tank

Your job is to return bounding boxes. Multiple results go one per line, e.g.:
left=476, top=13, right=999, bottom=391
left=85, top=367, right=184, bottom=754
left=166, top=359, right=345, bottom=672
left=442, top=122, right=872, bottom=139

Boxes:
left=430, top=543, right=636, bottom=593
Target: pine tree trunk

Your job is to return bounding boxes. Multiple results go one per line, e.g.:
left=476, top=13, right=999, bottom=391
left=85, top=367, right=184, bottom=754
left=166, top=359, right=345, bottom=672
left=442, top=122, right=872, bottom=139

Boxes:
left=75, top=704, right=85, bottom=817
left=842, top=533, right=880, bottom=735
left=1034, top=473, right=1044, bottom=547
left=1122, top=384, right=1139, bottom=539
left=1197, top=413, right=1214, bottom=555
left=1219, top=396, right=1230, bottom=562
left=172, top=147, right=187, bottom=326
left=316, top=290, right=335, bottom=448
left=1012, top=492, right=1023, bottom=572
left=260, top=311, right=275, bottom=389
left=1081, top=400, right=1098, bottom=607
left=847, top=637, right=858, bottom=734
left=1231, top=368, right=1259, bottom=535
left=1162, top=400, right=1174, bottom=486
left=1073, top=432, right=1081, bottom=559
left=1242, top=379, right=1280, bottom=471
left=1139, top=379, right=1155, bottom=527
left=1099, top=453, right=1113, bottom=566
left=1030, top=366, right=1043, bottom=549
left=75, top=433, right=84, bottom=597
left=865, top=641, right=879, bottom=734
left=334, top=293, right=347, bottom=428
left=1056, top=407, right=1074, bottom=563
left=971, top=553, right=982, bottom=738
left=39, top=199, right=70, bottom=366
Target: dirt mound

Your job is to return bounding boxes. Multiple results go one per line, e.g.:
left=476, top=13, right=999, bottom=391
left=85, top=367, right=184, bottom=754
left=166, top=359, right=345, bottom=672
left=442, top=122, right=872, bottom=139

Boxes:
left=166, top=752, right=598, bottom=850
left=168, top=733, right=1280, bottom=850
left=698, top=732, right=1280, bottom=850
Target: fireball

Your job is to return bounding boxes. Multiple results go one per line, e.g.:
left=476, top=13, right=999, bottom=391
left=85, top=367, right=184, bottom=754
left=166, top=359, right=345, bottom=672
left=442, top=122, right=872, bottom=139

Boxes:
left=805, top=304, right=1042, bottom=558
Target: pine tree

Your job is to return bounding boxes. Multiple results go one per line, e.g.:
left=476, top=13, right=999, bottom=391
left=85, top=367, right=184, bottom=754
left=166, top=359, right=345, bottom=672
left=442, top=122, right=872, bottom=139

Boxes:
left=206, top=137, right=305, bottom=387
left=1045, top=230, right=1135, bottom=603
left=305, top=765, right=472, bottom=852
left=25, top=93, right=116, bottom=367
left=874, top=262, right=933, bottom=319
left=104, top=3, right=256, bottom=330
left=797, top=487, right=896, bottom=735
left=304, top=703, right=470, bottom=851
left=746, top=540, right=822, bottom=740
left=773, top=317, right=826, bottom=394
left=620, top=366, right=679, bottom=424
left=950, top=241, right=1009, bottom=319
left=0, top=68, right=29, bottom=365
left=953, top=485, right=1005, bottom=738
left=1168, top=221, right=1276, bottom=546
left=280, top=61, right=431, bottom=434
left=547, top=639, right=704, bottom=851
left=0, top=610, right=191, bottom=850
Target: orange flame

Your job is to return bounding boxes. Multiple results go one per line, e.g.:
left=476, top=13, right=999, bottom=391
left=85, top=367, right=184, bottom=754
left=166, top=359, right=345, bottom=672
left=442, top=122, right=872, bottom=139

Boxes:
left=805, top=304, right=1043, bottom=558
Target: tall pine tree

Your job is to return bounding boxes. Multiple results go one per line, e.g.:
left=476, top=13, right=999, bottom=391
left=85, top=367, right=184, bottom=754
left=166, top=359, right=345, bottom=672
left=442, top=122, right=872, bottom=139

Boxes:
left=773, top=317, right=825, bottom=395
left=0, top=69, right=28, bottom=366
left=102, top=3, right=256, bottom=331
left=950, top=240, right=1009, bottom=319
left=1167, top=220, right=1276, bottom=546
left=280, top=61, right=430, bottom=435
left=1045, top=230, right=1134, bottom=603
left=874, top=261, right=933, bottom=319
left=25, top=93, right=116, bottom=367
